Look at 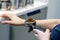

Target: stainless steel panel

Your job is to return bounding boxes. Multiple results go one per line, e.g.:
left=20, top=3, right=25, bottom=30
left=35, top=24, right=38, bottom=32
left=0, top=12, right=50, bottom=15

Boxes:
left=0, top=23, right=10, bottom=40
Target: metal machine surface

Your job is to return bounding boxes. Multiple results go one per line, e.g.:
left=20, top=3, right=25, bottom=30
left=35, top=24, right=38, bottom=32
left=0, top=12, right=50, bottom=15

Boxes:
left=10, top=8, right=47, bottom=40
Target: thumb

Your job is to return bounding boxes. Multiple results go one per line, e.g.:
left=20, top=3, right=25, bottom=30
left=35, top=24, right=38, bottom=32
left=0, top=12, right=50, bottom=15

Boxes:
left=45, top=29, right=50, bottom=37
left=45, top=29, right=50, bottom=33
left=33, top=29, right=43, bottom=34
left=2, top=21, right=13, bottom=24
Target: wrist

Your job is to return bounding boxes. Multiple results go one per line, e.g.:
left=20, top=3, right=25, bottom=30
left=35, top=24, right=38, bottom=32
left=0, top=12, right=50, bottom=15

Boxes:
left=21, top=19, right=25, bottom=26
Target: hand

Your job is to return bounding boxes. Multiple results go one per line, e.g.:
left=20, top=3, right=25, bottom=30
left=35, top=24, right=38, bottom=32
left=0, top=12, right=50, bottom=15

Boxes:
left=0, top=13, right=25, bottom=26
left=33, top=29, right=50, bottom=40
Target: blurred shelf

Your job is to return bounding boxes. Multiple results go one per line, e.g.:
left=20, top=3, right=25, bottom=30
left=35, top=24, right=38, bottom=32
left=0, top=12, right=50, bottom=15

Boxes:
left=0, top=1, right=48, bottom=16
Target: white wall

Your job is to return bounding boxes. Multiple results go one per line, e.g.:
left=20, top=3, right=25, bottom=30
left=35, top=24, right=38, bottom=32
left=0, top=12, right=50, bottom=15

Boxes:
left=47, top=0, right=60, bottom=19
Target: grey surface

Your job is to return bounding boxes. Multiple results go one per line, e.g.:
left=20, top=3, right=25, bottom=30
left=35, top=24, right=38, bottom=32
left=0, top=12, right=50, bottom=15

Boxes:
left=10, top=8, right=47, bottom=40
left=0, top=6, right=47, bottom=40
left=0, top=22, right=10, bottom=40
left=47, top=0, right=60, bottom=19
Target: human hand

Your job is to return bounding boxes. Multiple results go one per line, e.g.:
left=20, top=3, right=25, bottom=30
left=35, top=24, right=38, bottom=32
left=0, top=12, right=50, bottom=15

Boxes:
left=0, top=13, right=25, bottom=26
left=33, top=29, right=50, bottom=40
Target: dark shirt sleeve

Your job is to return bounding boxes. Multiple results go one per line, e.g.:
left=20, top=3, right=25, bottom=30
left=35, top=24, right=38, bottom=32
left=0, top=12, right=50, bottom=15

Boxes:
left=50, top=24, right=60, bottom=40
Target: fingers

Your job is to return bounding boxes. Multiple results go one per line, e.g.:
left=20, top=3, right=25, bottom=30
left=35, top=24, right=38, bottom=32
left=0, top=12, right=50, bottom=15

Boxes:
left=33, top=29, right=50, bottom=40
left=45, top=29, right=50, bottom=35
left=33, top=29, right=50, bottom=37
left=33, top=29, right=50, bottom=34
left=33, top=29, right=39, bottom=37
left=0, top=13, right=16, bottom=19
left=0, top=14, right=10, bottom=19
left=0, top=14, right=7, bottom=17
left=2, top=21, right=13, bottom=24
left=33, top=29, right=44, bottom=38
left=45, top=29, right=50, bottom=39
left=34, top=33, right=38, bottom=37
left=33, top=29, right=43, bottom=37
left=3, top=14, right=13, bottom=19
left=33, top=29, right=39, bottom=34
left=33, top=29, right=43, bottom=34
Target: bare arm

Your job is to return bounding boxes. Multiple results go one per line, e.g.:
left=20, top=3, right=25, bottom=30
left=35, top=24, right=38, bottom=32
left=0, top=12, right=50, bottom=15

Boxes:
left=36, top=19, right=60, bottom=30
left=0, top=14, right=60, bottom=30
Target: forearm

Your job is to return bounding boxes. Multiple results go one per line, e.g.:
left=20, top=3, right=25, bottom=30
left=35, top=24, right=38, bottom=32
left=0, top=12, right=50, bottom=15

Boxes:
left=36, top=19, right=60, bottom=30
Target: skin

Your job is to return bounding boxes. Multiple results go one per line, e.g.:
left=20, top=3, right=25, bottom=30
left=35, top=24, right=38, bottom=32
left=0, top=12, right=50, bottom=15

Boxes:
left=36, top=19, right=60, bottom=30
left=33, top=29, right=50, bottom=40
left=0, top=13, right=60, bottom=30
left=0, top=14, right=25, bottom=26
